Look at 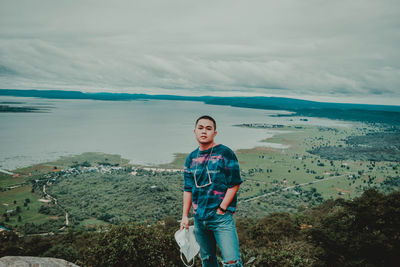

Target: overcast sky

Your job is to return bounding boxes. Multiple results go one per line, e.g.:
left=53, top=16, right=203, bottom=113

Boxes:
left=0, top=0, right=399, bottom=105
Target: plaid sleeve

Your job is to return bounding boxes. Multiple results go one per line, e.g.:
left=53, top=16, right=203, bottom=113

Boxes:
left=183, top=154, right=194, bottom=192
left=225, top=149, right=243, bottom=188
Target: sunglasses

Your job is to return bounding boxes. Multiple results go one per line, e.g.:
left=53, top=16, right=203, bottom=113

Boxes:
left=193, top=146, right=214, bottom=188
left=194, top=165, right=212, bottom=188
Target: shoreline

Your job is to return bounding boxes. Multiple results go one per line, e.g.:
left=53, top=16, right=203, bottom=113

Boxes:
left=1, top=125, right=297, bottom=172
left=1, top=121, right=365, bottom=173
left=2, top=133, right=291, bottom=173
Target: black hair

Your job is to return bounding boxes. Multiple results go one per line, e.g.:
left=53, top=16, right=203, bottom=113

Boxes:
left=195, top=115, right=216, bottom=130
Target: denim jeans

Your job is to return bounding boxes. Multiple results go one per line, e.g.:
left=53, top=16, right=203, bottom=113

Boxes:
left=194, top=212, right=243, bottom=267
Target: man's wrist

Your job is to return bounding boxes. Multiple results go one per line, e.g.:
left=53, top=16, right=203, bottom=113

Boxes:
left=218, top=205, right=227, bottom=212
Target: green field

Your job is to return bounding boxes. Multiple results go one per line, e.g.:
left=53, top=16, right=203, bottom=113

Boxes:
left=238, top=124, right=397, bottom=191
left=0, top=184, right=50, bottom=226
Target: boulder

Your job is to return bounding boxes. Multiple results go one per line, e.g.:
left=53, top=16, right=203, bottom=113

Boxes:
left=0, top=256, right=79, bottom=267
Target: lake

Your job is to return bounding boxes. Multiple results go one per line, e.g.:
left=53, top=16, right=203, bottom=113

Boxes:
left=0, top=96, right=352, bottom=170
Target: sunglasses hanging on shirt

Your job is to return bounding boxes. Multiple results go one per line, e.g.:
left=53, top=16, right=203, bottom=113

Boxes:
left=194, top=145, right=214, bottom=188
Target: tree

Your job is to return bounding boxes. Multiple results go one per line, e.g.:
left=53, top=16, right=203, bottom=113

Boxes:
left=309, top=189, right=400, bottom=266
left=82, top=161, right=91, bottom=167
left=251, top=213, right=299, bottom=246
left=83, top=223, right=180, bottom=266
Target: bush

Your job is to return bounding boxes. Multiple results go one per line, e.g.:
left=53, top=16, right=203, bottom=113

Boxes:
left=83, top=223, right=181, bottom=267
left=308, top=189, right=400, bottom=266
left=1, top=189, right=399, bottom=267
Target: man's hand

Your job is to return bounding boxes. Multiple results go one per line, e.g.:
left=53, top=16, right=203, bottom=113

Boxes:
left=180, top=215, right=189, bottom=230
left=181, top=191, right=192, bottom=230
left=216, top=207, right=226, bottom=215
left=217, top=185, right=239, bottom=215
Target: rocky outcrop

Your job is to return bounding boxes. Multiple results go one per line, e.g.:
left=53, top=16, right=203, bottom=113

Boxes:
left=0, top=256, right=79, bottom=267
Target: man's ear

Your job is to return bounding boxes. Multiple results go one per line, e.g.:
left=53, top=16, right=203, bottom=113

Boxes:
left=213, top=130, right=217, bottom=137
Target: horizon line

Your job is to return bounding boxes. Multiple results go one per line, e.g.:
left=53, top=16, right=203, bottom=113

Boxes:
left=1, top=88, right=399, bottom=108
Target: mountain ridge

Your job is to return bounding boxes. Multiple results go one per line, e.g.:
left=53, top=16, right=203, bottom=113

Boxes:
left=1, top=88, right=399, bottom=112
left=2, top=89, right=400, bottom=124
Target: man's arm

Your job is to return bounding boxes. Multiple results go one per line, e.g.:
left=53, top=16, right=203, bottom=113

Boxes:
left=217, top=184, right=240, bottom=214
left=180, top=191, right=192, bottom=229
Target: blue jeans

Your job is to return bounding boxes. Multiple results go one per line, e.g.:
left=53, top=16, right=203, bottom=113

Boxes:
left=194, top=212, right=243, bottom=267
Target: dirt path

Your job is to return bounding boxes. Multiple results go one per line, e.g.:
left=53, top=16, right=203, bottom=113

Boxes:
left=42, top=184, right=68, bottom=226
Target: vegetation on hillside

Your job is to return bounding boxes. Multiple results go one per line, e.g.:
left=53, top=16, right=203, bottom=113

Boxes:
left=1, top=189, right=399, bottom=267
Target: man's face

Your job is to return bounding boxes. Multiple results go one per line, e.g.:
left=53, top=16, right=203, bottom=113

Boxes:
left=194, top=119, right=217, bottom=145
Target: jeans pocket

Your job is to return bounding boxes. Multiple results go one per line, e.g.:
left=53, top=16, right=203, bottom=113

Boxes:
left=214, top=212, right=225, bottom=220
left=215, top=212, right=232, bottom=222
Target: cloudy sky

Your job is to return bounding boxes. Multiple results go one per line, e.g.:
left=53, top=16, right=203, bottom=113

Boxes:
left=0, top=0, right=399, bottom=105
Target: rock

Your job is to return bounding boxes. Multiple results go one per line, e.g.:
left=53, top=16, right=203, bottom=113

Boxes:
left=0, top=256, right=79, bottom=267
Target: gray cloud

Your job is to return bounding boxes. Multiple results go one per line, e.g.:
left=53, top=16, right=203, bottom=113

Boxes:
left=0, top=0, right=399, bottom=104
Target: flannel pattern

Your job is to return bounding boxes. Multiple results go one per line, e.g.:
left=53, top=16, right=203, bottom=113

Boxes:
left=184, top=144, right=243, bottom=220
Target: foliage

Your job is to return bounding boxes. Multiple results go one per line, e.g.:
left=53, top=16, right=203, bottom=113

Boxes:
left=46, top=171, right=183, bottom=225
left=1, top=189, right=399, bottom=266
left=83, top=224, right=181, bottom=267
left=305, top=189, right=400, bottom=267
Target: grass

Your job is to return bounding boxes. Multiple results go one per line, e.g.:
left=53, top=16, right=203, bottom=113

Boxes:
left=80, top=218, right=110, bottom=228
left=0, top=185, right=50, bottom=226
left=232, top=123, right=399, bottom=207
left=0, top=173, right=28, bottom=188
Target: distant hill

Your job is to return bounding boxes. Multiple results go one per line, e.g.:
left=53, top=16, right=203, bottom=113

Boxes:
left=1, top=89, right=400, bottom=124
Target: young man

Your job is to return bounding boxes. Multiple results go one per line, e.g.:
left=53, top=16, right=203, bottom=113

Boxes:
left=180, top=115, right=243, bottom=267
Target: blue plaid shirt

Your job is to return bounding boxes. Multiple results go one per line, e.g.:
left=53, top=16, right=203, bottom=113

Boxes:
left=184, top=144, right=243, bottom=220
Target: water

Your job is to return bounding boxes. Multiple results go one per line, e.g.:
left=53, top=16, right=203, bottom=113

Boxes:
left=0, top=96, right=352, bottom=170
